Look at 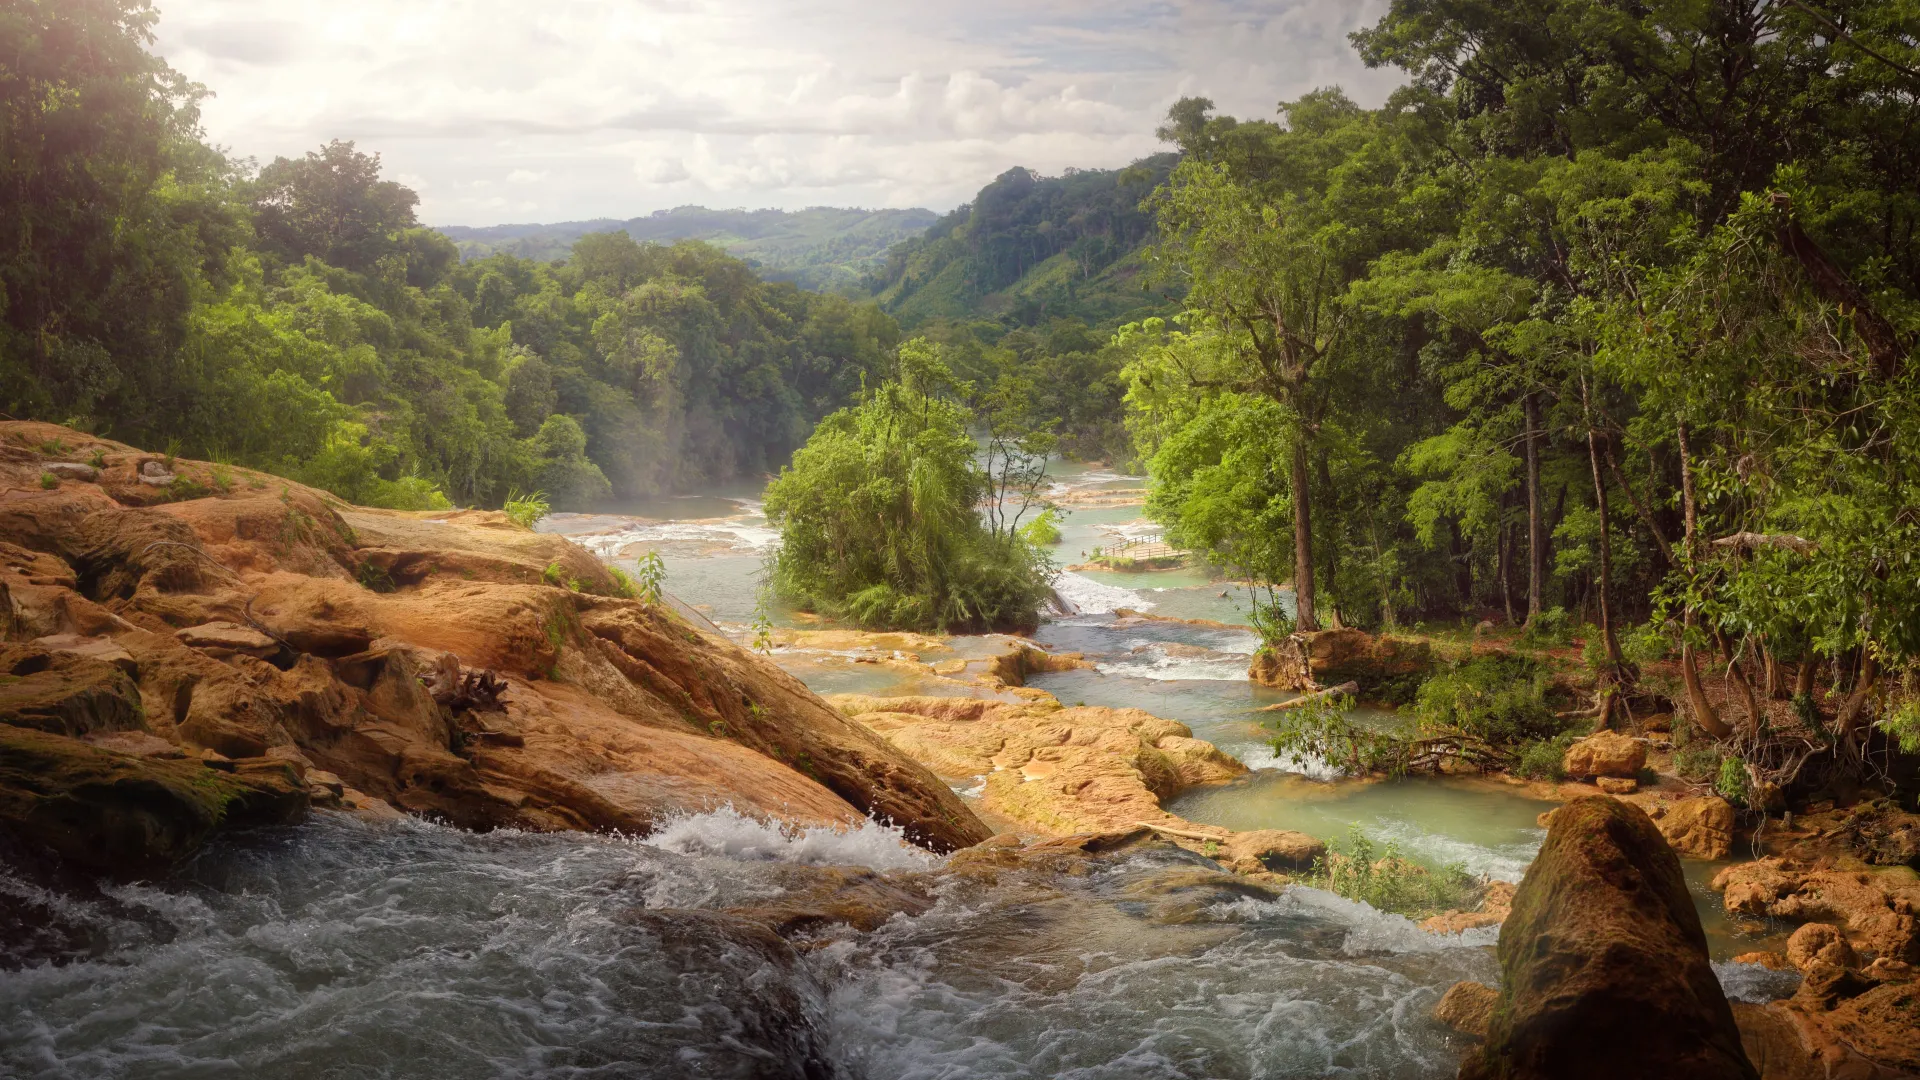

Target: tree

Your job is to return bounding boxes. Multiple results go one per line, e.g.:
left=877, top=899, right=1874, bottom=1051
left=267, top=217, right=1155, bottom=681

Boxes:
left=251, top=140, right=420, bottom=273
left=763, top=339, right=1052, bottom=632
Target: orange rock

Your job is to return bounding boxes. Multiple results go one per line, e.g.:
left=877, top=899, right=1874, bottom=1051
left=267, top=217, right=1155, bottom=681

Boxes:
left=1788, top=922, right=1858, bottom=972
left=1435, top=981, right=1499, bottom=1040
left=1562, top=729, right=1647, bottom=779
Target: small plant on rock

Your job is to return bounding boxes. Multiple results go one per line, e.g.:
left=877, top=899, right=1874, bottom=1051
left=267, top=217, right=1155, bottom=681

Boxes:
left=88, top=449, right=107, bottom=470
left=1304, top=825, right=1479, bottom=918
left=38, top=471, right=58, bottom=489
left=504, top=489, right=550, bottom=530
left=606, top=565, right=638, bottom=599
left=542, top=561, right=567, bottom=588
left=633, top=550, right=666, bottom=605
left=1716, top=755, right=1751, bottom=806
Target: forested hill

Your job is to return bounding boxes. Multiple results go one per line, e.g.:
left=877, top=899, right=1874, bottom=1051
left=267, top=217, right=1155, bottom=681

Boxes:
left=438, top=207, right=938, bottom=294
left=869, top=155, right=1185, bottom=330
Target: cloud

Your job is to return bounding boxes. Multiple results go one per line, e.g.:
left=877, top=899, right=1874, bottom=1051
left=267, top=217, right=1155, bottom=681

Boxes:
left=151, top=0, right=1403, bottom=225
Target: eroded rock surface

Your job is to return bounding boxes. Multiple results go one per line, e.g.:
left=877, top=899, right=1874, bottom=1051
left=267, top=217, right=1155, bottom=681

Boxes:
left=1562, top=729, right=1647, bottom=780
left=0, top=422, right=990, bottom=874
left=1248, top=628, right=1431, bottom=694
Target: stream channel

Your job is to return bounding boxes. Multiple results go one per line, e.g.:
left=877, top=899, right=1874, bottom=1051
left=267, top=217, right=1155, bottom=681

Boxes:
left=2, top=462, right=1797, bottom=1079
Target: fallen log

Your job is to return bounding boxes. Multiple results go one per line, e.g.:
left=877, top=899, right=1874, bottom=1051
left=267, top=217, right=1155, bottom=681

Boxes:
left=1257, top=681, right=1360, bottom=712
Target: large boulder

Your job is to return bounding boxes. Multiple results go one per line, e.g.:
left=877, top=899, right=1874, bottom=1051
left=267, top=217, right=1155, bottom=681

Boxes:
left=1562, top=729, right=1647, bottom=779
left=1648, top=795, right=1738, bottom=860
left=1460, top=795, right=1759, bottom=1080
left=1248, top=628, right=1431, bottom=695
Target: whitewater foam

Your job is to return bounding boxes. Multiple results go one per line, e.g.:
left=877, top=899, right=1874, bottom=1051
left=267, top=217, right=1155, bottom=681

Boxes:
left=1052, top=571, right=1149, bottom=614
left=640, top=806, right=939, bottom=871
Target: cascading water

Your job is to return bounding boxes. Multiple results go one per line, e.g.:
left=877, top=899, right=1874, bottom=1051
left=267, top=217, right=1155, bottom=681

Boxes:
left=3, top=810, right=1508, bottom=1079
left=5, top=460, right=1796, bottom=1077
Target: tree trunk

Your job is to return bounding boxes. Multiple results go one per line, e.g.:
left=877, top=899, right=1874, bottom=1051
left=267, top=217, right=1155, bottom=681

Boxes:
left=1524, top=392, right=1546, bottom=623
left=1674, top=421, right=1732, bottom=738
left=1290, top=435, right=1318, bottom=631
left=1833, top=650, right=1879, bottom=738
left=1499, top=520, right=1516, bottom=625
left=1794, top=647, right=1816, bottom=700
left=1582, top=382, right=1625, bottom=673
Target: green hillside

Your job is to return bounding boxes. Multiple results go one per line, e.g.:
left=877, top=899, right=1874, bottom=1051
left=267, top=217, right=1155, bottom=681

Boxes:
left=437, top=206, right=938, bottom=294
left=869, top=156, right=1185, bottom=330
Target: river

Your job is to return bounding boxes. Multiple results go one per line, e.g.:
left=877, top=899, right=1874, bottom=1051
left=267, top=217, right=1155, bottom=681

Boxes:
left=0, top=462, right=1796, bottom=1079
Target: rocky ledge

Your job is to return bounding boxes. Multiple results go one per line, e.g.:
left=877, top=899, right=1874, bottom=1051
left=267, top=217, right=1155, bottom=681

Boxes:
left=0, top=422, right=990, bottom=884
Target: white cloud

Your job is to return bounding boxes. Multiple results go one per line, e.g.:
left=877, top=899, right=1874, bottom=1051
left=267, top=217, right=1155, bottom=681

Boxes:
left=151, top=0, right=1403, bottom=225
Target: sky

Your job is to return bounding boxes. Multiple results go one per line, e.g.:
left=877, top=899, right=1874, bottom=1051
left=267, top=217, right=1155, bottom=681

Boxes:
left=152, top=0, right=1405, bottom=227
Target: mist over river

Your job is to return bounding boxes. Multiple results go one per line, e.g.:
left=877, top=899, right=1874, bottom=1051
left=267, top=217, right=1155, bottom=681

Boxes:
left=3, top=462, right=1794, bottom=1079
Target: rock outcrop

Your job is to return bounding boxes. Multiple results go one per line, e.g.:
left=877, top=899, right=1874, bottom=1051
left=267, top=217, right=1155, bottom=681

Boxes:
left=1460, top=795, right=1759, bottom=1080
left=1248, top=628, right=1431, bottom=695
left=1713, top=859, right=1920, bottom=964
left=832, top=693, right=1247, bottom=839
left=1561, top=729, right=1647, bottom=779
left=0, top=422, right=990, bottom=873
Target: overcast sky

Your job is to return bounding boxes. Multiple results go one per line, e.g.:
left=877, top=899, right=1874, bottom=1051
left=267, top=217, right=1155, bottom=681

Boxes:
left=152, top=0, right=1404, bottom=227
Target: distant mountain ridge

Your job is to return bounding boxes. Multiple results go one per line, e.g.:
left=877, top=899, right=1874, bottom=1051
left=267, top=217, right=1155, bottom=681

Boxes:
left=436, top=206, right=939, bottom=294
left=869, top=154, right=1184, bottom=330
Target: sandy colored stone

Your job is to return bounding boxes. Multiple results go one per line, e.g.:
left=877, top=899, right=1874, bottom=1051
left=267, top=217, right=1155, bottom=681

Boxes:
left=1435, top=981, right=1499, bottom=1040
left=1648, top=795, right=1738, bottom=860
left=839, top=694, right=1245, bottom=838
left=1596, top=775, right=1638, bottom=794
left=0, top=643, right=145, bottom=738
left=1732, top=951, right=1792, bottom=971
left=1221, top=829, right=1324, bottom=872
left=1563, top=729, right=1647, bottom=779
left=1715, top=859, right=1920, bottom=964
left=1787, top=922, right=1858, bottom=972
left=176, top=621, right=280, bottom=659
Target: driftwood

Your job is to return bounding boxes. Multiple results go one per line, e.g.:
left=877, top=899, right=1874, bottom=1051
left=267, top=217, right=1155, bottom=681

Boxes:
left=423, top=652, right=508, bottom=712
left=1710, top=532, right=1819, bottom=557
left=1134, top=821, right=1231, bottom=842
left=1258, top=681, right=1360, bottom=713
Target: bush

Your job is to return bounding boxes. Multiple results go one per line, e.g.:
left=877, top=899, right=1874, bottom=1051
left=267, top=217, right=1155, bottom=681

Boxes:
left=38, top=472, right=57, bottom=489
left=1674, top=741, right=1723, bottom=783
left=1515, top=731, right=1580, bottom=780
left=1304, top=825, right=1480, bottom=918
left=1716, top=756, right=1750, bottom=806
left=1621, top=621, right=1674, bottom=664
left=1517, top=607, right=1573, bottom=649
left=1019, top=507, right=1063, bottom=546
left=1415, top=654, right=1559, bottom=746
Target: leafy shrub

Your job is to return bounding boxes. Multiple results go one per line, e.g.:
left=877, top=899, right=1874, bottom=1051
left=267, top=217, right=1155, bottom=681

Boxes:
left=1673, top=741, right=1723, bottom=783
left=88, top=450, right=107, bottom=470
left=504, top=489, right=550, bottom=530
left=1268, top=695, right=1409, bottom=776
left=1716, top=756, right=1751, bottom=806
left=1515, top=731, right=1580, bottom=780
left=1304, top=826, right=1480, bottom=918
left=1621, top=621, right=1674, bottom=664
left=1517, top=607, right=1573, bottom=649
left=1019, top=507, right=1062, bottom=546
left=356, top=561, right=396, bottom=593
left=38, top=472, right=57, bottom=489
left=1414, top=654, right=1559, bottom=746
left=1880, top=698, right=1920, bottom=754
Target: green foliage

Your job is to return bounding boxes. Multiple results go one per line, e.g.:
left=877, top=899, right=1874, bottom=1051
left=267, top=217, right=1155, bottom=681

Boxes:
left=1268, top=695, right=1409, bottom=776
left=541, top=561, right=567, bottom=588
left=751, top=593, right=776, bottom=655
left=632, top=550, right=666, bottom=605
left=88, top=450, right=107, bottom=470
left=503, top=490, right=551, bottom=530
left=1673, top=740, right=1725, bottom=785
left=1414, top=655, right=1559, bottom=746
left=38, top=472, right=58, bottom=490
left=870, top=159, right=1181, bottom=329
left=355, top=560, right=396, bottom=594
left=1019, top=508, right=1063, bottom=547
left=1717, top=756, right=1751, bottom=807
left=1304, top=826, right=1479, bottom=919
left=605, top=565, right=638, bottom=600
left=764, top=338, right=1052, bottom=633
left=1879, top=699, right=1920, bottom=755
left=1515, top=732, right=1579, bottom=781
left=1517, top=609, right=1574, bottom=650
left=1621, top=621, right=1674, bottom=665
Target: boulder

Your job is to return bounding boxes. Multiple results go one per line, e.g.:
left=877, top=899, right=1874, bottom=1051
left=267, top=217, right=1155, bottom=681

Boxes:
left=1248, top=628, right=1431, bottom=694
left=1221, top=829, right=1325, bottom=872
left=1460, top=796, right=1759, bottom=1080
left=0, top=644, right=144, bottom=738
left=1435, top=981, right=1498, bottom=1041
left=1596, top=775, right=1638, bottom=794
left=1649, top=795, right=1738, bottom=860
left=1562, top=729, right=1647, bottom=779
left=1787, top=923, right=1858, bottom=972
left=0, top=724, right=306, bottom=875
